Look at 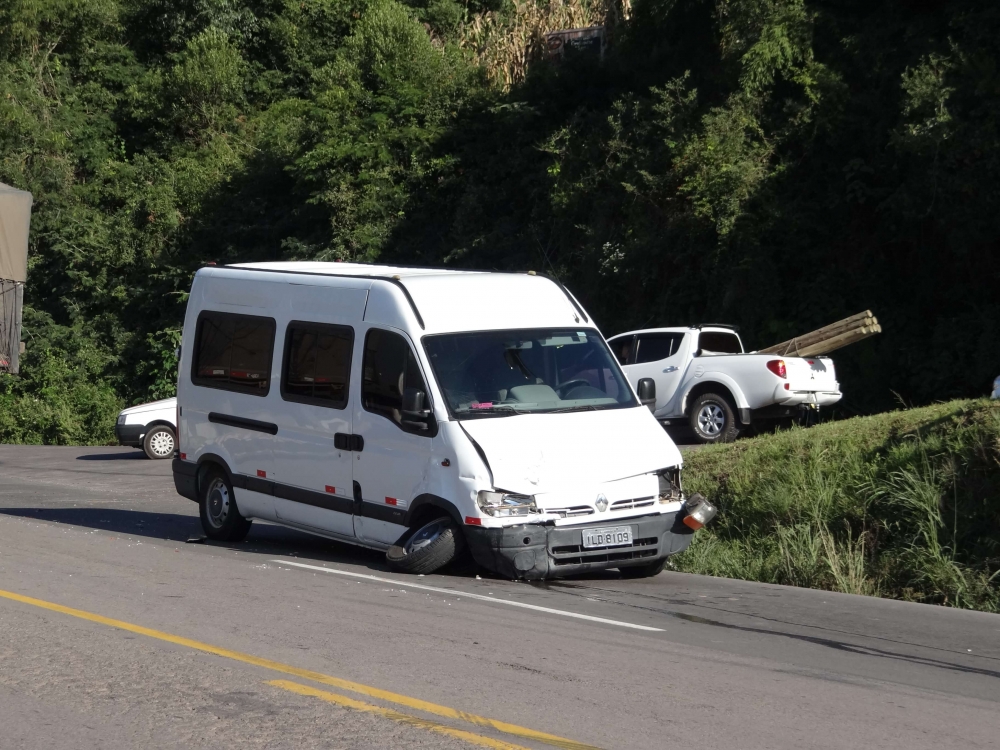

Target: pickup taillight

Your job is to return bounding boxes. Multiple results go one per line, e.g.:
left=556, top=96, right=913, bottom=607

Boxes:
left=766, top=359, right=787, bottom=379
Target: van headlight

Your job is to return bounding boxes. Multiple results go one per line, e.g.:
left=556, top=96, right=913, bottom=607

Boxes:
left=477, top=491, right=537, bottom=517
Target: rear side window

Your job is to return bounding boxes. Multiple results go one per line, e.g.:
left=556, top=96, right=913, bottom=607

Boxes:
left=281, top=322, right=353, bottom=409
left=192, top=311, right=276, bottom=395
left=362, top=328, right=433, bottom=435
left=635, top=333, right=684, bottom=364
left=698, top=331, right=742, bottom=354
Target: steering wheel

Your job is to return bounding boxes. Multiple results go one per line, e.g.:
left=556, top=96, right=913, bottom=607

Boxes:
left=557, top=379, right=591, bottom=396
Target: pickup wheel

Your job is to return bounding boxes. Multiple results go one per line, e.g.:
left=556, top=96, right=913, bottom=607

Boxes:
left=689, top=392, right=740, bottom=444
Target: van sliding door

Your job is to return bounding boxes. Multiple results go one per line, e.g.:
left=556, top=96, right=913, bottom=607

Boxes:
left=270, top=286, right=368, bottom=539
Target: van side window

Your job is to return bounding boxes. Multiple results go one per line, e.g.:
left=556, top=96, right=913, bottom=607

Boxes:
left=281, top=322, right=353, bottom=409
left=362, top=329, right=433, bottom=435
left=192, top=311, right=275, bottom=395
left=635, top=333, right=683, bottom=364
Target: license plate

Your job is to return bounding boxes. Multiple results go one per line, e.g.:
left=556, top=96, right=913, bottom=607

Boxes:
left=582, top=526, right=633, bottom=548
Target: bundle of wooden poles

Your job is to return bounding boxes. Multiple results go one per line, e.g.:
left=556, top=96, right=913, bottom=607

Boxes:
left=758, top=311, right=881, bottom=357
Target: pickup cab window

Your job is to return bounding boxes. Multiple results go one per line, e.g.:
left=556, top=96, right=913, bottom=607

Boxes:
left=608, top=335, right=634, bottom=365
left=634, top=333, right=684, bottom=364
left=698, top=331, right=742, bottom=354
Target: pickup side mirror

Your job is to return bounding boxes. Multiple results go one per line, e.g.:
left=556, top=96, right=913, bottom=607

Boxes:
left=401, top=387, right=432, bottom=430
left=637, top=378, right=656, bottom=410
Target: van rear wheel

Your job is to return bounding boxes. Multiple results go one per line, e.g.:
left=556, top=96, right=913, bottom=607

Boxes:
left=387, top=517, right=463, bottom=575
left=199, top=469, right=252, bottom=542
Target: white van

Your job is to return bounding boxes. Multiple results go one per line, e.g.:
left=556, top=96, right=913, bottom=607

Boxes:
left=172, top=263, right=715, bottom=579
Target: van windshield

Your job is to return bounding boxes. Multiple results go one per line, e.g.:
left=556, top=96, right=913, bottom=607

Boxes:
left=423, top=329, right=638, bottom=418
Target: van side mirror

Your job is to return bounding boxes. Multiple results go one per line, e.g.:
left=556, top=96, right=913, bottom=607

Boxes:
left=402, top=387, right=427, bottom=415
left=401, top=388, right=431, bottom=430
left=637, top=378, right=656, bottom=410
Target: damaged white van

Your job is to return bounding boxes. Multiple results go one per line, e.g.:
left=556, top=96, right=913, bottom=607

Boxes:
left=172, top=263, right=715, bottom=579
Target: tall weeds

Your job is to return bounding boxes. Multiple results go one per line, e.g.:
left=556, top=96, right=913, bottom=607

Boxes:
left=673, top=400, right=1000, bottom=612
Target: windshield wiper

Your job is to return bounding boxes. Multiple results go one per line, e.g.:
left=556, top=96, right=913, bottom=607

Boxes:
left=549, top=404, right=600, bottom=414
left=458, top=404, right=532, bottom=417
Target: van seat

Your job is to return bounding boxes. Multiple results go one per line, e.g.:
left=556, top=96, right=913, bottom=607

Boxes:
left=506, top=384, right=559, bottom=404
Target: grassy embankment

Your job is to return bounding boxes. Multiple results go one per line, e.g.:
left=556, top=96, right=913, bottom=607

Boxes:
left=674, top=399, right=1000, bottom=612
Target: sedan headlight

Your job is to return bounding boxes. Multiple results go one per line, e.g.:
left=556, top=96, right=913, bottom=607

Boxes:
left=117, top=414, right=127, bottom=425
left=477, top=490, right=537, bottom=517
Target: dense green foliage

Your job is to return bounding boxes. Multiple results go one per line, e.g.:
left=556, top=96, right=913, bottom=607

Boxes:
left=675, top=399, right=1000, bottom=611
left=1, top=0, right=999, bottom=442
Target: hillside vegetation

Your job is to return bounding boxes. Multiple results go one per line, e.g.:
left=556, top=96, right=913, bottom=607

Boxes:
left=1, top=0, right=999, bottom=442
left=675, top=399, right=1000, bottom=612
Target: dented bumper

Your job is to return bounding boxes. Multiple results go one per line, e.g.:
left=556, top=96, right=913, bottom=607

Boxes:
left=464, top=512, right=694, bottom=580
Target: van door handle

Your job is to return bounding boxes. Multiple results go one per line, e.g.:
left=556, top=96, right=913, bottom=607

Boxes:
left=335, top=433, right=364, bottom=452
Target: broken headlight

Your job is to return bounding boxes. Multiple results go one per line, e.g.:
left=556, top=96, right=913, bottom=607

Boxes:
left=477, top=490, right=537, bottom=517
left=657, top=467, right=683, bottom=504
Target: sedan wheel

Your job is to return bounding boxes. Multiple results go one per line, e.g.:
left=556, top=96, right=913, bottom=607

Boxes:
left=143, top=426, right=176, bottom=460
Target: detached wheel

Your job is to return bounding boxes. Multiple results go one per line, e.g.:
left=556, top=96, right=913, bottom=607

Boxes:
left=199, top=469, right=252, bottom=542
left=689, top=392, right=740, bottom=444
left=619, top=558, right=668, bottom=579
left=143, top=425, right=175, bottom=460
left=387, top=517, right=464, bottom=575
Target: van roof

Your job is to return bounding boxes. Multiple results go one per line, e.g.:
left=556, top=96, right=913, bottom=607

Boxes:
left=211, top=261, right=591, bottom=334
left=229, top=261, right=480, bottom=280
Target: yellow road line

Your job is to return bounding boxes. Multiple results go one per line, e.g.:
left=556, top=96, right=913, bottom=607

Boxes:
left=268, top=680, right=532, bottom=750
left=0, top=588, right=599, bottom=750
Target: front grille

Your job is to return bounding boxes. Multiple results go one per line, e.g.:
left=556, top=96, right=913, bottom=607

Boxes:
left=545, top=505, right=595, bottom=518
left=551, top=536, right=659, bottom=566
left=610, top=497, right=656, bottom=512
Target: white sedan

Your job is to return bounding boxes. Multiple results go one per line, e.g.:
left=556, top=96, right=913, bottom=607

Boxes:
left=115, top=397, right=177, bottom=459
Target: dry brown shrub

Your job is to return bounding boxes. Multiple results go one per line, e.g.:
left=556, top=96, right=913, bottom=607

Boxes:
left=459, top=0, right=631, bottom=89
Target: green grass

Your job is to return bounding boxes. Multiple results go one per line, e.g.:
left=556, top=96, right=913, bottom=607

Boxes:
left=673, top=399, right=1000, bottom=612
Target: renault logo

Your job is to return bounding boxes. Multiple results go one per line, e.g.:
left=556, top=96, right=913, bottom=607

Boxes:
left=595, top=494, right=608, bottom=512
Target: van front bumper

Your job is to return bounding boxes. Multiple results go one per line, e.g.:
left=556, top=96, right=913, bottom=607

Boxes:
left=464, top=512, right=693, bottom=580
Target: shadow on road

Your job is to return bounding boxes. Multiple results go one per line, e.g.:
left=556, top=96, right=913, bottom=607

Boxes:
left=76, top=452, right=146, bottom=461
left=0, top=506, right=453, bottom=575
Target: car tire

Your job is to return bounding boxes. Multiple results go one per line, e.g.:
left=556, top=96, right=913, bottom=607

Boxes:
left=618, top=558, right=668, bottom=578
left=198, top=468, right=252, bottom=542
left=689, top=392, right=740, bottom=444
left=386, top=517, right=464, bottom=575
left=142, top=425, right=176, bottom=460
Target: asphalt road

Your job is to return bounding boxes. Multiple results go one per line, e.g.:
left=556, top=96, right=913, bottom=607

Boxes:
left=0, top=445, right=997, bottom=750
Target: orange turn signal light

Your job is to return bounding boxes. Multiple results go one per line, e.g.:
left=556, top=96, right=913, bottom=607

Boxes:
left=682, top=515, right=705, bottom=531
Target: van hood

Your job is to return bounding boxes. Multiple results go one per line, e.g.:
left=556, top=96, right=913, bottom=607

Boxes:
left=459, top=407, right=682, bottom=495
left=120, top=397, right=177, bottom=416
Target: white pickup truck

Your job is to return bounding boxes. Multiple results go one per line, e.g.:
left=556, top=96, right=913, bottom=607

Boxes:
left=608, top=325, right=842, bottom=443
